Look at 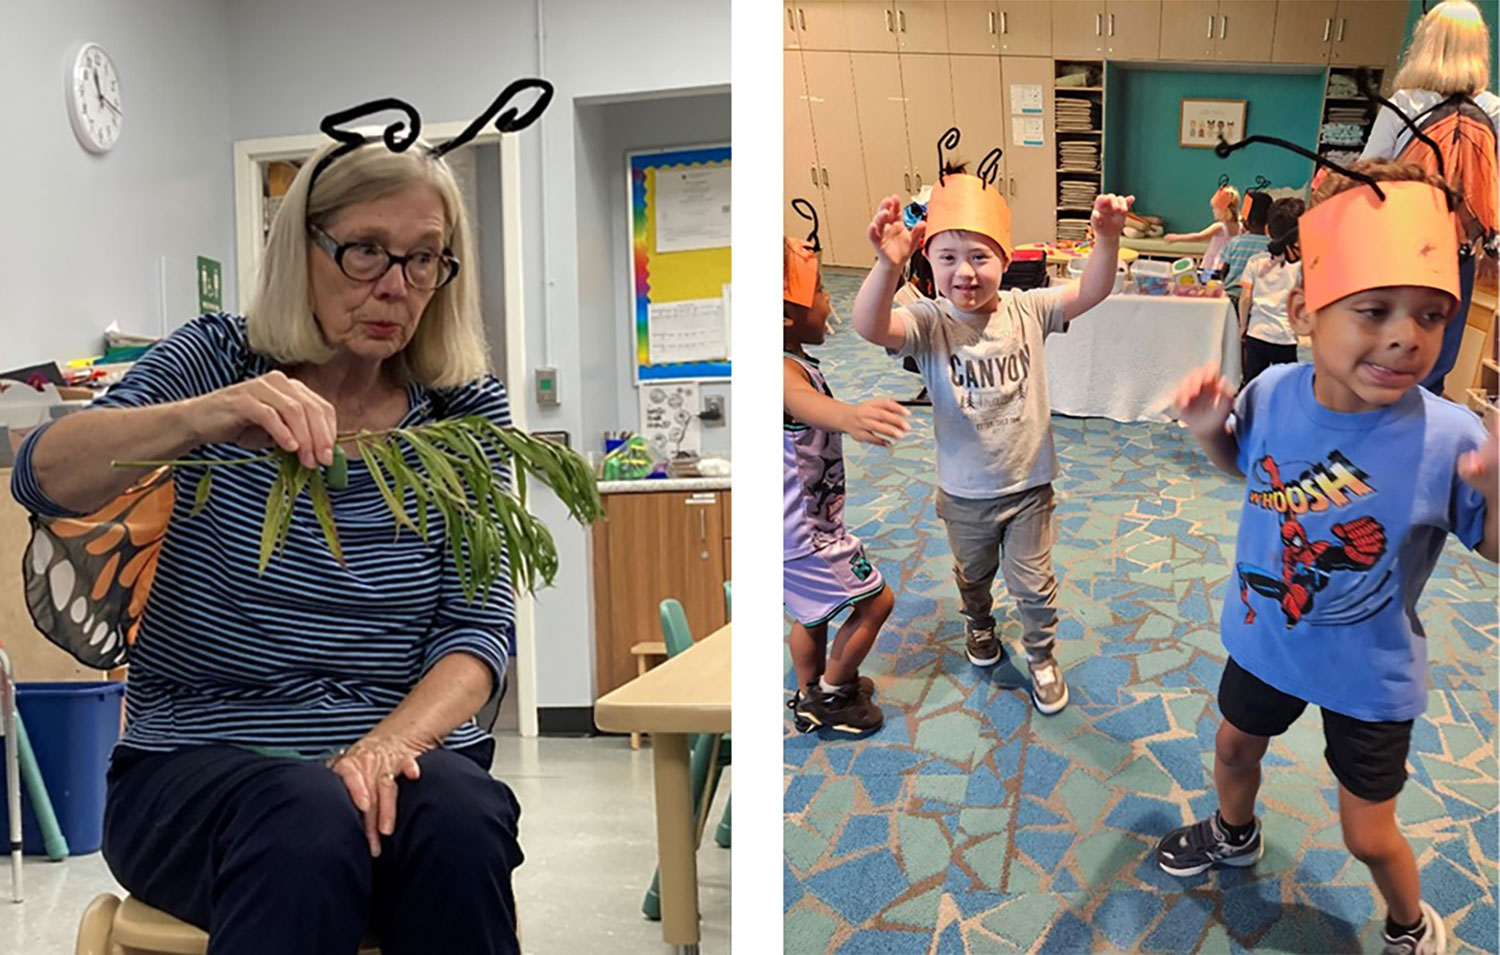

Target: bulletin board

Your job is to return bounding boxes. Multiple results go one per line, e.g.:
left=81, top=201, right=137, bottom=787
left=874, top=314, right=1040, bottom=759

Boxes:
left=627, top=144, right=731, bottom=383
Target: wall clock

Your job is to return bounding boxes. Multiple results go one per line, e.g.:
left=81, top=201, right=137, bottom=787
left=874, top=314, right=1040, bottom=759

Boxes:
left=67, top=42, right=122, bottom=154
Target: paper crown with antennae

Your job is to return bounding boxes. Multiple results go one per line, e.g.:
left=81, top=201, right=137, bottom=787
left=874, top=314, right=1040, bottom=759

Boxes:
left=306, top=78, right=555, bottom=191
left=785, top=198, right=822, bottom=308
left=1214, top=115, right=1459, bottom=313
left=923, top=127, right=1011, bottom=256
left=1210, top=173, right=1239, bottom=217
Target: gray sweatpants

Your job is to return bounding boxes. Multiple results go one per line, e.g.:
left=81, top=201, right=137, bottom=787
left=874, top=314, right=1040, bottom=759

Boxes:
left=935, top=483, right=1059, bottom=657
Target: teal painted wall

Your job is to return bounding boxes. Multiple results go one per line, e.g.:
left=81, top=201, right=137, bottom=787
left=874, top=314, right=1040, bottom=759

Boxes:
left=1104, top=68, right=1323, bottom=233
left=1399, top=0, right=1498, bottom=94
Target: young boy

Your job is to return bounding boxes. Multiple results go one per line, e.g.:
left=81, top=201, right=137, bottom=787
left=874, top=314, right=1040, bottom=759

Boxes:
left=784, top=231, right=908, bottom=735
left=851, top=161, right=1133, bottom=714
left=1238, top=197, right=1306, bottom=384
left=1164, top=159, right=1497, bottom=955
left=1221, top=190, right=1272, bottom=297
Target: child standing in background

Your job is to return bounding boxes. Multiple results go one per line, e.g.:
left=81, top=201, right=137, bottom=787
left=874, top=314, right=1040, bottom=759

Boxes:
left=1165, top=181, right=1242, bottom=278
left=1238, top=197, right=1306, bottom=384
left=1222, top=191, right=1272, bottom=299
left=851, top=141, right=1133, bottom=715
left=1163, top=158, right=1497, bottom=955
left=784, top=221, right=907, bottom=736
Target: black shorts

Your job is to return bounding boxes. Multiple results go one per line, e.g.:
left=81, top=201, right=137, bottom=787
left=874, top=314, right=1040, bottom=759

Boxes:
left=1218, top=657, right=1413, bottom=803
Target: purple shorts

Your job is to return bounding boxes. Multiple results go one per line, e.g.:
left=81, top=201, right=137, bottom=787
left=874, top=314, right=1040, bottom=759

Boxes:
left=784, top=535, right=886, bottom=626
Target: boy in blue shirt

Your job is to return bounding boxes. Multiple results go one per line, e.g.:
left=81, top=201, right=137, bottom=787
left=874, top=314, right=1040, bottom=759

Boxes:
left=1161, top=159, right=1497, bottom=955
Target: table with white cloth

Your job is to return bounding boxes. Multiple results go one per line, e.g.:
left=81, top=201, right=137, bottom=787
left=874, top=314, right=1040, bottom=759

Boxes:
left=1044, top=293, right=1241, bottom=423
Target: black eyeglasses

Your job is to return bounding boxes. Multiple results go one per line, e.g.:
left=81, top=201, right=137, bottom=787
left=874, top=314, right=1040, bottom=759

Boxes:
left=307, top=225, right=460, bottom=291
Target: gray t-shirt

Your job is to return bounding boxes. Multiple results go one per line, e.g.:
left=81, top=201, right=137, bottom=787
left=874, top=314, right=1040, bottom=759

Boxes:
left=893, top=289, right=1068, bottom=499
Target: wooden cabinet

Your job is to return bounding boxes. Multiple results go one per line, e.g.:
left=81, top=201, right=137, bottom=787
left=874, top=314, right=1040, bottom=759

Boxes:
left=997, top=0, right=1052, bottom=55
left=1329, top=0, right=1406, bottom=66
left=1105, top=0, right=1161, bottom=59
left=591, top=490, right=730, bottom=699
left=950, top=54, right=1007, bottom=187
left=895, top=0, right=950, bottom=52
left=851, top=52, right=915, bottom=198
left=844, top=1, right=902, bottom=51
left=802, top=50, right=877, bottom=266
left=791, top=1, right=853, bottom=50
left=945, top=1, right=999, bottom=54
left=1052, top=1, right=1107, bottom=57
left=1160, top=0, right=1271, bottom=61
left=900, top=53, right=958, bottom=190
left=1271, top=0, right=1336, bottom=63
left=1000, top=55, right=1056, bottom=246
left=785, top=51, right=827, bottom=238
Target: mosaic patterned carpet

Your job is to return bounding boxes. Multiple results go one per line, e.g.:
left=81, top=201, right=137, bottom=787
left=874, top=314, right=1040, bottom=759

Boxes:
left=784, top=271, right=1500, bottom=954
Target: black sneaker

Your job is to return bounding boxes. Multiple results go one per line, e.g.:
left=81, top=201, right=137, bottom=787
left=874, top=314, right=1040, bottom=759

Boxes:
left=1381, top=901, right=1447, bottom=955
left=965, top=624, right=1003, bottom=666
left=788, top=677, right=874, bottom=733
left=1155, top=811, right=1262, bottom=876
left=799, top=683, right=884, bottom=736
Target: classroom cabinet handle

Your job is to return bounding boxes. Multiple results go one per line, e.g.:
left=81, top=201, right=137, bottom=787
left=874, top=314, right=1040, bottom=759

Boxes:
left=810, top=166, right=818, bottom=187
left=1009, top=177, right=1016, bottom=197
left=1001, top=10, right=1008, bottom=34
left=821, top=167, right=829, bottom=187
left=1206, top=16, right=1213, bottom=38
left=915, top=171, right=922, bottom=189
left=1323, top=18, right=1331, bottom=42
left=1109, top=12, right=1115, bottom=36
left=699, top=509, right=707, bottom=540
left=788, top=6, right=795, bottom=30
left=1219, top=15, right=1226, bottom=39
left=1337, top=17, right=1346, bottom=42
left=904, top=171, right=912, bottom=192
left=1096, top=13, right=1102, bottom=36
left=885, top=8, right=893, bottom=31
left=799, top=7, right=806, bottom=30
left=898, top=9, right=906, bottom=32
left=988, top=10, right=995, bottom=34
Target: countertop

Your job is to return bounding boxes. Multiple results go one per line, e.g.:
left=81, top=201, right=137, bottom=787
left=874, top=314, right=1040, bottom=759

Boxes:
left=597, top=476, right=731, bottom=494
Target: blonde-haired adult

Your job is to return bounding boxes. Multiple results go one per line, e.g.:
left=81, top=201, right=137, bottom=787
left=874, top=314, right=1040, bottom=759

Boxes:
left=15, top=129, right=527, bottom=952
left=1362, top=0, right=1498, bottom=394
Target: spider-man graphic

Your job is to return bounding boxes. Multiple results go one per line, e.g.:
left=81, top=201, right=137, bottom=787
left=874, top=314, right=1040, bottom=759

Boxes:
left=1235, top=456, right=1386, bottom=627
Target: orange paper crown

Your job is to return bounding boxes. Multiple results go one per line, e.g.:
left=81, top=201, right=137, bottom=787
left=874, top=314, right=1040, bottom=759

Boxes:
left=1299, top=180, right=1460, bottom=313
left=924, top=173, right=1013, bottom=257
left=1211, top=184, right=1239, bottom=217
left=784, top=237, right=819, bottom=308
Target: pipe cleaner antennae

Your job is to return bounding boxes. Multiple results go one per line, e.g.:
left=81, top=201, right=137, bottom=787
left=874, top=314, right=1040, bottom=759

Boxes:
left=1216, top=172, right=1231, bottom=189
left=977, top=148, right=1004, bottom=190
left=1215, top=135, right=1386, bottom=202
left=310, top=98, right=422, bottom=188
left=937, top=127, right=961, bottom=186
left=430, top=78, right=555, bottom=160
left=1254, top=174, right=1271, bottom=191
left=791, top=198, right=822, bottom=253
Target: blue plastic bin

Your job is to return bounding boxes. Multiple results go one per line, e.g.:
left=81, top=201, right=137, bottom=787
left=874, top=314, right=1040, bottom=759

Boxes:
left=0, top=681, right=124, bottom=855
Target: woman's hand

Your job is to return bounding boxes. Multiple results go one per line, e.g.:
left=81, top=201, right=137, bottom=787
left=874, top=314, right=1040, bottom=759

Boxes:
left=868, top=195, right=925, bottom=268
left=1173, top=362, right=1234, bottom=437
left=330, top=734, right=427, bottom=857
left=185, top=371, right=337, bottom=471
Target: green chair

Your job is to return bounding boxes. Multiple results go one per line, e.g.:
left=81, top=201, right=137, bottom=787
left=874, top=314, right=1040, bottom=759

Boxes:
left=642, top=599, right=731, bottom=920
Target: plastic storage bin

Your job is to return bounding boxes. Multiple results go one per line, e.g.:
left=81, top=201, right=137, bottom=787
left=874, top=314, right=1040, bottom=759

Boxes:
left=0, top=681, right=124, bottom=855
left=1133, top=260, right=1173, bottom=296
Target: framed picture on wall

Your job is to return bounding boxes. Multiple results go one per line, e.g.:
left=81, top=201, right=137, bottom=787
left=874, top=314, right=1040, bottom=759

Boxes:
left=1179, top=99, right=1247, bottom=149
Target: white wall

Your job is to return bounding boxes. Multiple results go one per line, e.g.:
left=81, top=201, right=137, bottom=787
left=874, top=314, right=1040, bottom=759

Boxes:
left=0, top=0, right=235, bottom=364
left=225, top=0, right=731, bottom=710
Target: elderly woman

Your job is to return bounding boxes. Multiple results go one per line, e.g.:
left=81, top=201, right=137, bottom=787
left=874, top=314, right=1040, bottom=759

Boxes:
left=1361, top=0, right=1498, bottom=395
left=12, top=120, right=525, bottom=953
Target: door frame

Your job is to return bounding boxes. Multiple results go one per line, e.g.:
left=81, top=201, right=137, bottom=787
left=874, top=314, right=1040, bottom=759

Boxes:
left=231, top=125, right=540, bottom=737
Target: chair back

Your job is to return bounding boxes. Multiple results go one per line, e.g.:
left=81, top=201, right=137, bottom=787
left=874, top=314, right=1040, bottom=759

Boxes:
left=659, top=599, right=694, bottom=658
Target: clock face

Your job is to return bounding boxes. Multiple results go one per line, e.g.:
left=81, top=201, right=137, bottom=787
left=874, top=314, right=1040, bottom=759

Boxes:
left=68, top=43, right=122, bottom=154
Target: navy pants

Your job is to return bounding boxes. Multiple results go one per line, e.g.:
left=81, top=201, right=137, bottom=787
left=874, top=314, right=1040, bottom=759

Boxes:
left=1421, top=253, right=1477, bottom=395
left=102, top=741, right=523, bottom=955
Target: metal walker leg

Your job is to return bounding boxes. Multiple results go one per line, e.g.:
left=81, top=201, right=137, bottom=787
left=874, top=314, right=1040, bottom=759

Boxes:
left=0, top=647, right=21, bottom=902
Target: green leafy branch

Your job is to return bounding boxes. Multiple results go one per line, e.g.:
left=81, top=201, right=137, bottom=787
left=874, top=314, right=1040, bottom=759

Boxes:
left=114, top=417, right=604, bottom=602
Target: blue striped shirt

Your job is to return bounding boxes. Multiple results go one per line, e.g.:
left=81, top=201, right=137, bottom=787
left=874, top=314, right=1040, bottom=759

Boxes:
left=1221, top=233, right=1270, bottom=288
left=11, top=313, right=514, bottom=756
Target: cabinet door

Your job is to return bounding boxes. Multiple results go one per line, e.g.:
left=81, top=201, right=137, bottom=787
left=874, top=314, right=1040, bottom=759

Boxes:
left=1270, top=0, right=1334, bottom=64
left=950, top=55, right=1006, bottom=190
left=1330, top=0, right=1406, bottom=66
left=1000, top=56, right=1055, bottom=246
left=895, top=0, right=950, bottom=52
left=997, top=0, right=1052, bottom=55
left=798, top=1, right=854, bottom=50
left=1213, top=0, right=1275, bottom=61
left=844, top=1, right=901, bottom=51
left=803, top=51, right=877, bottom=266
left=1051, top=1, right=1106, bottom=57
left=946, top=0, right=1000, bottom=55
left=786, top=51, right=828, bottom=240
left=1106, top=0, right=1161, bottom=59
left=1158, top=0, right=1218, bottom=60
left=900, top=53, right=957, bottom=192
left=851, top=52, right=915, bottom=199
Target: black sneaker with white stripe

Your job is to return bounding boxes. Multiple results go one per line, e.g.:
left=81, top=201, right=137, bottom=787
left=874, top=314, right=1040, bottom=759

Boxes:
left=1156, top=811, right=1263, bottom=876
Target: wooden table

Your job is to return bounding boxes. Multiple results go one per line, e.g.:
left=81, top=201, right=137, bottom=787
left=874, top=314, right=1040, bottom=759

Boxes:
left=595, top=624, right=731, bottom=952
